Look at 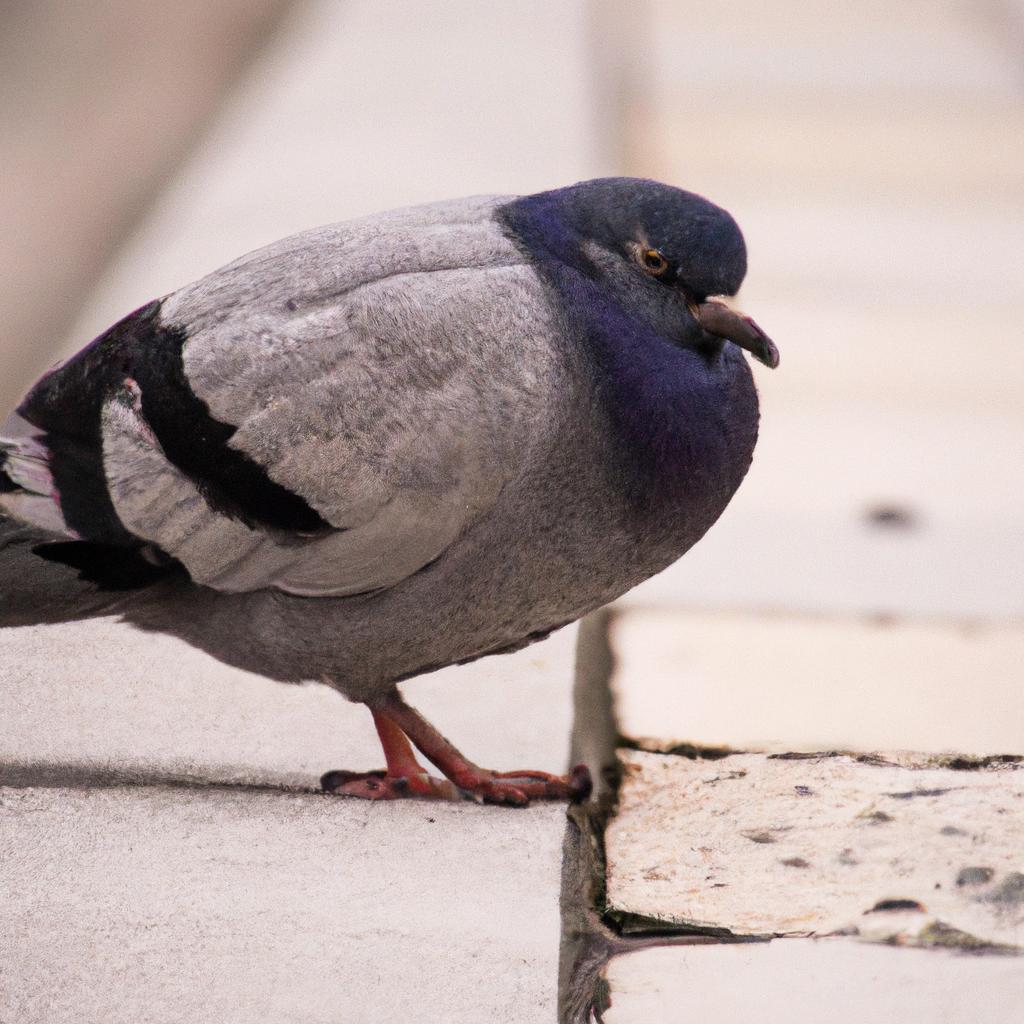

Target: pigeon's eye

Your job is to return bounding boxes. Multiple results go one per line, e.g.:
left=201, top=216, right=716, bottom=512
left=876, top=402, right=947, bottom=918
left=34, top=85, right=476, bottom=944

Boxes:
left=639, top=248, right=670, bottom=277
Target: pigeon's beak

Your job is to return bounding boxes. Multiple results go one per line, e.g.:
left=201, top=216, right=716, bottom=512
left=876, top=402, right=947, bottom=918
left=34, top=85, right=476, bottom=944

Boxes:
left=693, top=298, right=780, bottom=369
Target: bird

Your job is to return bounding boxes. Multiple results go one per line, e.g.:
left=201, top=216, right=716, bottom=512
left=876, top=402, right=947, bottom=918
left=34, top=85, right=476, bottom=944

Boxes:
left=0, top=177, right=777, bottom=806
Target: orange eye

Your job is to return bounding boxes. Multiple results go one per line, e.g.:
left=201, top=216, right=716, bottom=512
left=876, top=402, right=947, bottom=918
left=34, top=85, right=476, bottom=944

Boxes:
left=640, top=248, right=669, bottom=275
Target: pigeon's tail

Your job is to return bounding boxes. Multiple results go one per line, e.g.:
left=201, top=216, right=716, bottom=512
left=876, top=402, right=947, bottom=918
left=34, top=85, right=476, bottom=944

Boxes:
left=0, top=433, right=73, bottom=538
left=1, top=434, right=181, bottom=626
left=1, top=509, right=182, bottom=629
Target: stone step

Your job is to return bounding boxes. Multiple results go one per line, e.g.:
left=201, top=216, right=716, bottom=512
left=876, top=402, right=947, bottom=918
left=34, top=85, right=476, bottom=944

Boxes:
left=0, top=618, right=578, bottom=1023
left=0, top=618, right=576, bottom=788
left=629, top=97, right=1024, bottom=208
left=1, top=785, right=567, bottom=1024
left=641, top=0, right=1022, bottom=100
left=609, top=607, right=1024, bottom=756
left=734, top=301, right=1024, bottom=417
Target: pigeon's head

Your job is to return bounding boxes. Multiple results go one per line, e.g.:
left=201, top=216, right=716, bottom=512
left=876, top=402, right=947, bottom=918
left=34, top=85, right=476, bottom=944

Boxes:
left=510, top=177, right=779, bottom=368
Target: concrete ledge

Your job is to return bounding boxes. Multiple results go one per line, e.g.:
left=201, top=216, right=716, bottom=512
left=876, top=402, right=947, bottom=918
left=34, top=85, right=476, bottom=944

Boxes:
left=0, top=618, right=579, bottom=1023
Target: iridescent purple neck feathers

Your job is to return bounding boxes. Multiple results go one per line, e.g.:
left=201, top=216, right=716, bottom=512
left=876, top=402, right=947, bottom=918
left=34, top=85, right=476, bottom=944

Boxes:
left=497, top=187, right=760, bottom=513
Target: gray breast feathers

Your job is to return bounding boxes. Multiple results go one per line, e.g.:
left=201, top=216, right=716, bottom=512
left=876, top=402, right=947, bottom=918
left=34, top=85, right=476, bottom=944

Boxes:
left=101, top=198, right=567, bottom=596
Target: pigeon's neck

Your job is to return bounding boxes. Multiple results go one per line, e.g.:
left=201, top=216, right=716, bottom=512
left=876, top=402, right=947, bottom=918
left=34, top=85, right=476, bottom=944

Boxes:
left=578, top=282, right=757, bottom=514
left=497, top=196, right=759, bottom=514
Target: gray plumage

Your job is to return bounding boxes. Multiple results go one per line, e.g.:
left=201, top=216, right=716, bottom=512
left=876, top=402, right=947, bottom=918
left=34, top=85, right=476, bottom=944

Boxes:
left=113, top=198, right=560, bottom=596
left=1, top=178, right=775, bottom=717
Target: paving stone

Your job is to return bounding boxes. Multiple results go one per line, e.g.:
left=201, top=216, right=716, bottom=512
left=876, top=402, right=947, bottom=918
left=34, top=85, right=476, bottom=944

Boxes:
left=0, top=618, right=577, bottom=1023
left=606, top=749, right=1024, bottom=948
left=613, top=1, right=1024, bottom=625
left=610, top=608, right=1024, bottom=756
left=602, top=941, right=1024, bottom=1024
left=0, top=786, right=566, bottom=1024
left=729, top=302, right=1024, bottom=417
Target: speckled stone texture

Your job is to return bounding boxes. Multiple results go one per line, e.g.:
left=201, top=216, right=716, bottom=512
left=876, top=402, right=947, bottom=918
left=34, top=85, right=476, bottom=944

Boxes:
left=606, top=749, right=1024, bottom=949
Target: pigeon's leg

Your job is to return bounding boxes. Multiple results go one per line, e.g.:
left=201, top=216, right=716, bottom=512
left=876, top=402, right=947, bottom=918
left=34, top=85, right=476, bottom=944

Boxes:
left=378, top=690, right=592, bottom=806
left=321, top=692, right=592, bottom=806
left=320, top=710, right=462, bottom=802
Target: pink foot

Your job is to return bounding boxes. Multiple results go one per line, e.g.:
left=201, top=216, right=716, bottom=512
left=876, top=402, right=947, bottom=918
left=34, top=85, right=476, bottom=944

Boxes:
left=320, top=696, right=593, bottom=807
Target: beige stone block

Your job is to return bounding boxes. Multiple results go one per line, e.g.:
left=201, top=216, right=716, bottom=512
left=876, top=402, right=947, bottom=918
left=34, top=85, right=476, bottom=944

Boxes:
left=736, top=301, right=1024, bottom=418
left=641, top=0, right=1023, bottom=101
left=629, top=99, right=1024, bottom=208
left=610, top=609, right=1024, bottom=755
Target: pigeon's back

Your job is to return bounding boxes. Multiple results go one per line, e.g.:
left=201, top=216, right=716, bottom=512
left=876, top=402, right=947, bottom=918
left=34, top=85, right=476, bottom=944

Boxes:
left=2, top=195, right=574, bottom=602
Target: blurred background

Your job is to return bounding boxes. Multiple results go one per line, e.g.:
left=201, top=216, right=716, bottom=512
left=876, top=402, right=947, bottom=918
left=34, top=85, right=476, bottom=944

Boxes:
left=2, top=0, right=1022, bottom=627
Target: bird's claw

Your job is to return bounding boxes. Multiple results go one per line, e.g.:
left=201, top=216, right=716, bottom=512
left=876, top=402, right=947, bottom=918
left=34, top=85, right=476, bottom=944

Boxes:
left=320, top=769, right=461, bottom=802
left=320, top=762, right=592, bottom=806
left=487, top=763, right=592, bottom=804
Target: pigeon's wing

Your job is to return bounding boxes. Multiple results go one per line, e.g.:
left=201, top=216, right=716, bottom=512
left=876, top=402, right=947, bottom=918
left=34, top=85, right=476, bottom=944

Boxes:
left=15, top=196, right=567, bottom=596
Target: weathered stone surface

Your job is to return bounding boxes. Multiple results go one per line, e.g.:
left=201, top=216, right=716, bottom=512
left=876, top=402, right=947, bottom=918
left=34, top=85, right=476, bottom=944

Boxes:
left=602, top=941, right=1024, bottom=1024
left=606, top=749, right=1024, bottom=949
left=610, top=608, right=1024, bottom=756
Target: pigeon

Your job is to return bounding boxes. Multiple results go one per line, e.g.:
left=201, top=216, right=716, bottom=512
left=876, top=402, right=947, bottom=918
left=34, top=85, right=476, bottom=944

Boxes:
left=0, top=177, right=777, bottom=805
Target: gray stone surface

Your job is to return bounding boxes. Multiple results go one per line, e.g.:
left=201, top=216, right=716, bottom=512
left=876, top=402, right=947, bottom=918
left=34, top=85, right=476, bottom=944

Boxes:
left=0, top=618, right=577, bottom=788
left=0, top=618, right=578, bottom=1023
left=0, top=787, right=565, bottom=1024
left=602, top=941, right=1024, bottom=1024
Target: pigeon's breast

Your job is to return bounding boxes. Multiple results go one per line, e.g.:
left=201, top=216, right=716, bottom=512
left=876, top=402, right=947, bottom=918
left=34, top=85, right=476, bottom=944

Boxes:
left=570, top=280, right=761, bottom=530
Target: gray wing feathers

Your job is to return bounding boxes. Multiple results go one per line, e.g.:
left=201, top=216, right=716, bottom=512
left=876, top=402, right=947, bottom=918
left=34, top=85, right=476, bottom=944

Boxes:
left=101, top=198, right=566, bottom=597
left=207, top=263, right=555, bottom=527
left=102, top=386, right=479, bottom=596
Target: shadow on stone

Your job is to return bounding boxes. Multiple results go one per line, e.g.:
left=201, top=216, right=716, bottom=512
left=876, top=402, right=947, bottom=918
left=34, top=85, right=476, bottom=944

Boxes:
left=0, top=758, right=316, bottom=795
